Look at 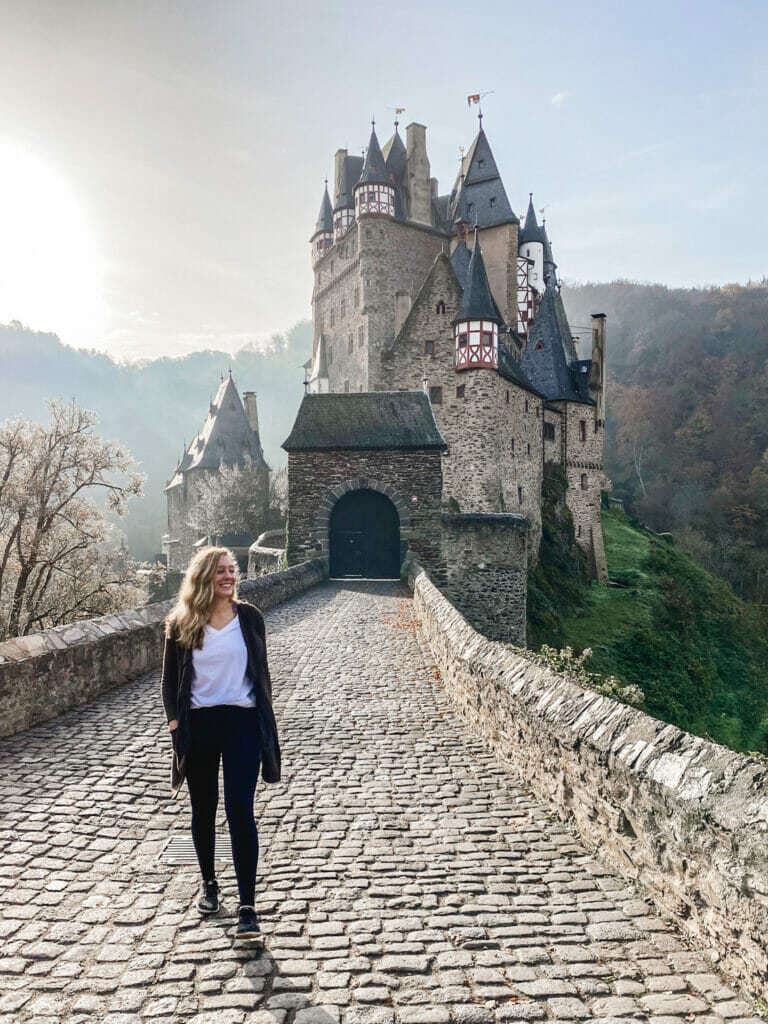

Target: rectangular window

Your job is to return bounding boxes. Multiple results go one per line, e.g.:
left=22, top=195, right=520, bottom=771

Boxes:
left=506, top=390, right=510, bottom=405
left=456, top=384, right=465, bottom=399
left=527, top=442, right=531, bottom=456
left=579, top=420, right=587, bottom=442
left=344, top=379, right=349, bottom=393
left=354, top=287, right=360, bottom=308
left=544, top=422, right=555, bottom=441
left=340, top=298, right=346, bottom=319
left=511, top=438, right=515, bottom=456
left=424, top=339, right=435, bottom=356
left=581, top=473, right=588, bottom=490
left=429, top=386, right=443, bottom=405
left=330, top=308, right=335, bottom=327
left=458, top=333, right=468, bottom=349
left=577, top=524, right=582, bottom=537
left=518, top=485, right=523, bottom=505
left=348, top=334, right=354, bottom=354
left=481, top=330, right=493, bottom=347
left=358, top=324, right=364, bottom=345
left=535, top=405, right=540, bottom=418
left=525, top=400, right=529, bottom=412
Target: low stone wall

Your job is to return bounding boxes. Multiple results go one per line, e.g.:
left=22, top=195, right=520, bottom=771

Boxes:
left=0, top=558, right=327, bottom=739
left=409, top=565, right=768, bottom=998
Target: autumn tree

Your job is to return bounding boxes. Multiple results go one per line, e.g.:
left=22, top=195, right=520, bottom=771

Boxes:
left=0, top=402, right=145, bottom=639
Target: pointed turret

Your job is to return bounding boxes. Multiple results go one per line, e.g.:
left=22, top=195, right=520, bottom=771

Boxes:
left=382, top=126, right=406, bottom=187
left=517, top=195, right=546, bottom=335
left=354, top=123, right=395, bottom=219
left=453, top=175, right=471, bottom=244
left=454, top=126, right=517, bottom=229
left=542, top=221, right=558, bottom=287
left=453, top=236, right=501, bottom=372
left=519, top=195, right=545, bottom=246
left=520, top=286, right=582, bottom=402
left=332, top=149, right=363, bottom=238
left=311, top=182, right=334, bottom=264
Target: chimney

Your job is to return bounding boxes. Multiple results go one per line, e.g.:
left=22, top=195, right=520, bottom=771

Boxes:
left=589, top=314, right=607, bottom=423
left=333, top=148, right=347, bottom=205
left=243, top=391, right=260, bottom=437
left=405, top=123, right=432, bottom=225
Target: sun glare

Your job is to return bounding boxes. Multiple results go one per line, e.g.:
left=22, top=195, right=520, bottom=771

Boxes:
left=0, top=136, right=106, bottom=349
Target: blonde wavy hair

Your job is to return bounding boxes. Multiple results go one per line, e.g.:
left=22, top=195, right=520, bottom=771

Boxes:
left=165, top=546, right=239, bottom=648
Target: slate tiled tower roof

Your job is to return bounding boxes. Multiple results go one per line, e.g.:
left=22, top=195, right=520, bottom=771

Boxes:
left=358, top=126, right=390, bottom=185
left=455, top=241, right=501, bottom=324
left=453, top=128, right=518, bottom=229
left=521, top=286, right=586, bottom=403
left=311, top=184, right=333, bottom=241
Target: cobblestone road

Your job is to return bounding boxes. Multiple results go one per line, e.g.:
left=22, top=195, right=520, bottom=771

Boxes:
left=0, top=583, right=761, bottom=1024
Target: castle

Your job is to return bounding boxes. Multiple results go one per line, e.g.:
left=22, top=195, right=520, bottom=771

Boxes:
left=287, top=114, right=607, bottom=595
left=162, top=374, right=270, bottom=571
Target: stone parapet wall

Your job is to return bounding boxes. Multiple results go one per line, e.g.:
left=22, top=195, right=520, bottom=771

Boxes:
left=247, top=530, right=286, bottom=577
left=0, top=559, right=327, bottom=740
left=409, top=564, right=768, bottom=998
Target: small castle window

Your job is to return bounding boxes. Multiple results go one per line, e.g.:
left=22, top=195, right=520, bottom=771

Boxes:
left=330, top=308, right=335, bottom=327
left=506, top=390, right=510, bottom=405
left=511, top=438, right=515, bottom=455
left=467, top=202, right=474, bottom=213
left=489, top=197, right=496, bottom=208
left=354, top=287, right=360, bottom=308
left=527, top=442, right=531, bottom=456
left=456, top=384, right=465, bottom=399
left=368, top=190, right=376, bottom=202
left=478, top=158, right=485, bottom=169
left=348, top=334, right=354, bottom=354
left=424, top=340, right=435, bottom=356
left=436, top=300, right=446, bottom=315
left=429, top=386, right=443, bottom=405
left=579, top=420, right=587, bottom=442
left=340, top=298, right=345, bottom=319
left=577, top=525, right=582, bottom=537
left=344, top=379, right=350, bottom=393
left=535, top=342, right=543, bottom=351
left=535, top=405, right=540, bottom=418
left=581, top=473, right=588, bottom=490
left=458, top=332, right=468, bottom=349
left=525, top=399, right=529, bottom=412
left=481, top=330, right=493, bottom=347
left=358, top=324, right=364, bottom=344
left=544, top=422, right=555, bottom=441
left=518, top=485, right=523, bottom=505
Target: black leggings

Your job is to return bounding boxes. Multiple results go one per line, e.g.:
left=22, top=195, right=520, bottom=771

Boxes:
left=185, top=706, right=261, bottom=906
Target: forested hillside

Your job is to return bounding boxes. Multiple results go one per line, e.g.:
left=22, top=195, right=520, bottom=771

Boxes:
left=563, top=280, right=768, bottom=601
left=0, top=320, right=310, bottom=558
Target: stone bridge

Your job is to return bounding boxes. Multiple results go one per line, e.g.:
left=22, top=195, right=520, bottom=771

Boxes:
left=0, top=576, right=765, bottom=1024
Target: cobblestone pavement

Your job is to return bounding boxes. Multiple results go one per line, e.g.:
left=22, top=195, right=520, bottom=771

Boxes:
left=0, top=582, right=762, bottom=1024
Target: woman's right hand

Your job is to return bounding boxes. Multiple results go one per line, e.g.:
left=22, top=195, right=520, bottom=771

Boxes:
left=168, top=720, right=178, bottom=732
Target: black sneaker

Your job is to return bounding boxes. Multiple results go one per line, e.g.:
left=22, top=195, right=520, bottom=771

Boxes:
left=235, top=905, right=262, bottom=940
left=197, top=879, right=219, bottom=915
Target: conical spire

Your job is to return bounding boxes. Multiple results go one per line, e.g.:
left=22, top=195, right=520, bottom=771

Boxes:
left=357, top=124, right=390, bottom=185
left=519, top=194, right=545, bottom=245
left=311, top=182, right=333, bottom=240
left=455, top=235, right=500, bottom=323
left=542, top=221, right=558, bottom=286
left=454, top=125, right=517, bottom=227
left=383, top=127, right=406, bottom=186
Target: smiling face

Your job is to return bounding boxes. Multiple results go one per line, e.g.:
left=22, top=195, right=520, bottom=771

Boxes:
left=213, top=553, right=237, bottom=601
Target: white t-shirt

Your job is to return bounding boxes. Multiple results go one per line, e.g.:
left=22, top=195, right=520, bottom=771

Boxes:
left=190, top=614, right=256, bottom=708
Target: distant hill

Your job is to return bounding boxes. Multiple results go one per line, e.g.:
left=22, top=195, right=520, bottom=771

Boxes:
left=0, top=320, right=310, bottom=559
left=562, top=279, right=768, bottom=600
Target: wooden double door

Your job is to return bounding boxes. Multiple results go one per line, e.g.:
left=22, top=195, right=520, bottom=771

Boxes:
left=329, top=489, right=400, bottom=579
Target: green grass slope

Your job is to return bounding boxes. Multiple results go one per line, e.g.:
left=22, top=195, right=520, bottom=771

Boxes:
left=561, top=507, right=768, bottom=753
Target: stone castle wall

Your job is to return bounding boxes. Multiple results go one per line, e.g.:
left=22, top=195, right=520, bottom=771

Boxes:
left=556, top=400, right=607, bottom=579
left=0, top=560, right=327, bottom=739
left=410, top=564, right=768, bottom=998
left=433, top=513, right=528, bottom=644
left=286, top=449, right=443, bottom=570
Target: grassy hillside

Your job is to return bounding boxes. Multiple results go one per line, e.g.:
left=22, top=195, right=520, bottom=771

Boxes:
left=560, top=506, right=768, bottom=753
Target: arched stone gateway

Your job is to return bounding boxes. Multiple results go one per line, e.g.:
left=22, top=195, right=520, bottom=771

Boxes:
left=329, top=488, right=401, bottom=579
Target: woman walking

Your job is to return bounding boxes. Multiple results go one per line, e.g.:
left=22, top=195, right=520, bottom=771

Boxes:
left=161, top=546, right=280, bottom=940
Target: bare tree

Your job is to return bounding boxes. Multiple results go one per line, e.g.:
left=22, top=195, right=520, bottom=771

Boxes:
left=187, top=456, right=272, bottom=543
left=0, top=402, right=144, bottom=639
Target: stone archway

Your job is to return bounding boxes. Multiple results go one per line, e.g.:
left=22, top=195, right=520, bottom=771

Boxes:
left=311, top=478, right=411, bottom=572
left=329, top=489, right=400, bottom=579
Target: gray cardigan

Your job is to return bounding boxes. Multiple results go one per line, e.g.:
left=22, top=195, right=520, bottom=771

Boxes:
left=160, top=601, right=281, bottom=792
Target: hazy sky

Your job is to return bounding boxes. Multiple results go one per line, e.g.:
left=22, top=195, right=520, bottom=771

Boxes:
left=0, top=0, right=766, bottom=360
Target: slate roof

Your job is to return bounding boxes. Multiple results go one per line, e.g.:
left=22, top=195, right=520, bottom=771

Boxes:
left=382, top=129, right=407, bottom=187
left=453, top=178, right=471, bottom=226
left=521, top=287, right=591, bottom=403
left=283, top=392, right=447, bottom=451
left=542, top=222, right=558, bottom=285
left=311, top=184, right=333, bottom=241
left=519, top=195, right=546, bottom=246
left=498, top=340, right=542, bottom=396
left=357, top=127, right=390, bottom=186
left=452, top=128, right=518, bottom=229
left=165, top=376, right=265, bottom=490
left=450, top=240, right=471, bottom=289
left=334, top=155, right=364, bottom=211
left=455, top=240, right=500, bottom=323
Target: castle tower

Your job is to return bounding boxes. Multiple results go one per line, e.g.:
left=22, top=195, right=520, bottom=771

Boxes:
left=454, top=238, right=500, bottom=371
left=332, top=149, right=362, bottom=239
left=354, top=124, right=395, bottom=219
left=310, top=182, right=334, bottom=265
left=518, top=195, right=545, bottom=292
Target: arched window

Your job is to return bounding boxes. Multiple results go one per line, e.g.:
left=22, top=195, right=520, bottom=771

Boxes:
left=581, top=473, right=588, bottom=490
left=436, top=300, right=446, bottom=315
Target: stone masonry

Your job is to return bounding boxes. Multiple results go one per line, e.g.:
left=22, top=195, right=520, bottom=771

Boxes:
left=0, top=581, right=763, bottom=1023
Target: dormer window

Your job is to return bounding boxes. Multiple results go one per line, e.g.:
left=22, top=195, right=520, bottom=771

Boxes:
left=478, top=158, right=485, bottom=169
left=489, top=197, right=496, bottom=208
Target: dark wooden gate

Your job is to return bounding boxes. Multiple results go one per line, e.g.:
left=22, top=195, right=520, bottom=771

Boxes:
left=329, top=489, right=400, bottom=579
